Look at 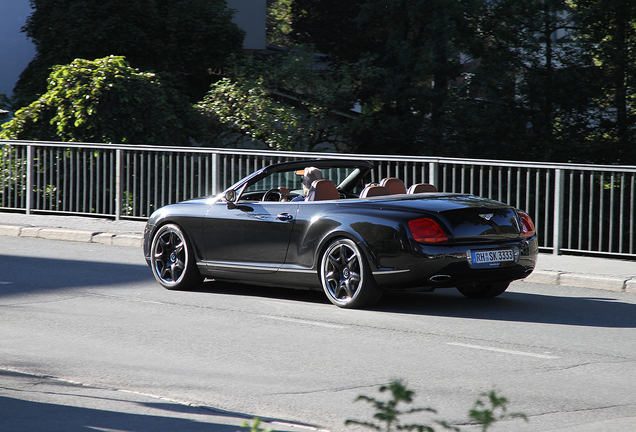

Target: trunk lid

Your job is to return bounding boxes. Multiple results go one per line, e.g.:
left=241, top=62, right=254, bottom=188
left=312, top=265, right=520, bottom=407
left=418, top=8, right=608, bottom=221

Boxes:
left=384, top=194, right=523, bottom=242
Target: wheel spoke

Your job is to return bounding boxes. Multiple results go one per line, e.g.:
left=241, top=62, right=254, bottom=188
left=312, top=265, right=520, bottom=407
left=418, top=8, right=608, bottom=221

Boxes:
left=349, top=270, right=361, bottom=286
left=333, top=283, right=348, bottom=299
left=325, top=270, right=338, bottom=285
left=163, top=265, right=171, bottom=280
left=327, top=253, right=340, bottom=270
left=169, top=262, right=181, bottom=281
left=171, top=232, right=184, bottom=252
left=340, top=281, right=353, bottom=298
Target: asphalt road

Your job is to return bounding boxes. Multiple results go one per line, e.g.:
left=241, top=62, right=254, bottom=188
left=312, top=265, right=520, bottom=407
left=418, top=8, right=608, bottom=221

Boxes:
left=2, top=236, right=636, bottom=431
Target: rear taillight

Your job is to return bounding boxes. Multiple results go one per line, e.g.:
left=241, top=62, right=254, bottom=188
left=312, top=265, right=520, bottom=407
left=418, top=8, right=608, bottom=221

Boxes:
left=408, top=218, right=448, bottom=243
left=519, top=212, right=536, bottom=238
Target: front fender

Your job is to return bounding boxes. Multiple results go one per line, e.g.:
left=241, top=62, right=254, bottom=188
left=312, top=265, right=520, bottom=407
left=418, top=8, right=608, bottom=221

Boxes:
left=143, top=200, right=212, bottom=266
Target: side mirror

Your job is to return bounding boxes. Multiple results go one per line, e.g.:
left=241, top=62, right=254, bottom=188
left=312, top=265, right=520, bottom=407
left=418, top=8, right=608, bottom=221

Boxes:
left=225, top=190, right=237, bottom=209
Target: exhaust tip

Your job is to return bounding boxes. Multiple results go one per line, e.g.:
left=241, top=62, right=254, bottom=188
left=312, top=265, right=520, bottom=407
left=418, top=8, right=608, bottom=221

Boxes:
left=429, top=274, right=451, bottom=283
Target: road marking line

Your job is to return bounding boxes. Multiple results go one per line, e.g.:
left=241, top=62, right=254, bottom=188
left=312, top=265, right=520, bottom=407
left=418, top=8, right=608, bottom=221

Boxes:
left=259, top=315, right=345, bottom=329
left=448, top=342, right=559, bottom=359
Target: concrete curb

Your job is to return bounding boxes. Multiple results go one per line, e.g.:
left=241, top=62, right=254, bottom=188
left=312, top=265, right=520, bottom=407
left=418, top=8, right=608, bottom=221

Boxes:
left=524, top=269, right=635, bottom=293
left=0, top=224, right=143, bottom=248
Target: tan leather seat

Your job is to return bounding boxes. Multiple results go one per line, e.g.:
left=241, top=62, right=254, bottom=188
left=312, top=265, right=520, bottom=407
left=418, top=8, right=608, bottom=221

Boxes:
left=306, top=179, right=340, bottom=201
left=380, top=177, right=407, bottom=194
left=359, top=185, right=391, bottom=198
left=407, top=183, right=438, bottom=194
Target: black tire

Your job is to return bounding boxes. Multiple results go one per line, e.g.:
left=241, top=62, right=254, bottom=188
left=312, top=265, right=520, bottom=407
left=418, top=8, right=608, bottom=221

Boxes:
left=150, top=223, right=203, bottom=290
left=320, top=238, right=381, bottom=308
left=457, top=282, right=510, bottom=299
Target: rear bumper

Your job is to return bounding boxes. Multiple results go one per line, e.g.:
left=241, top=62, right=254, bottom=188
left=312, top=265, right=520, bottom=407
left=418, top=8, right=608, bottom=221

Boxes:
left=372, top=237, right=538, bottom=290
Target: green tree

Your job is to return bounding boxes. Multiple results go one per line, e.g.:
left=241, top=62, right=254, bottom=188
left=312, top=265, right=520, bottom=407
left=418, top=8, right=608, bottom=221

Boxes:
left=442, top=0, right=610, bottom=163
left=267, top=0, right=295, bottom=47
left=288, top=0, right=479, bottom=155
left=353, top=0, right=475, bottom=155
left=14, top=0, right=244, bottom=107
left=291, top=0, right=374, bottom=63
left=197, top=50, right=372, bottom=151
left=568, top=0, right=636, bottom=163
left=1, top=56, right=198, bottom=145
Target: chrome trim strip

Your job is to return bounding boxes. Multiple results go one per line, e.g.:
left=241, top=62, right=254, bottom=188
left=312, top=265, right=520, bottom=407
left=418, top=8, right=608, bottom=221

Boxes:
left=372, top=269, right=410, bottom=275
left=202, top=261, right=280, bottom=271
left=204, top=261, right=408, bottom=275
left=278, top=267, right=316, bottom=274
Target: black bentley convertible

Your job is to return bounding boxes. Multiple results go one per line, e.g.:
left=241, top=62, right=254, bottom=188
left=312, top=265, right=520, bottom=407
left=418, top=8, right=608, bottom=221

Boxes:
left=143, top=159, right=538, bottom=308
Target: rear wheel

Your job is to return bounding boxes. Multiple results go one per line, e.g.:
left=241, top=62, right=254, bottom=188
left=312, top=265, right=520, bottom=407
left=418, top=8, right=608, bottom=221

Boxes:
left=457, top=282, right=510, bottom=299
left=151, top=224, right=202, bottom=290
left=320, top=238, right=381, bottom=308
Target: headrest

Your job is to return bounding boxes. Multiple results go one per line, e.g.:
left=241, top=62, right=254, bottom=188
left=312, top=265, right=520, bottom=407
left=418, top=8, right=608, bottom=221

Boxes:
left=380, top=177, right=407, bottom=194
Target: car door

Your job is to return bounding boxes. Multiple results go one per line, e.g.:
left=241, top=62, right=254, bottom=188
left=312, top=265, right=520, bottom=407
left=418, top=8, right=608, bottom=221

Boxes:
left=202, top=199, right=298, bottom=274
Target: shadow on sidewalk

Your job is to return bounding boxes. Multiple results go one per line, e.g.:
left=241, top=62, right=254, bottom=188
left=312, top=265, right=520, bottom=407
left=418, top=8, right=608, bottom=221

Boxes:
left=0, top=370, right=311, bottom=432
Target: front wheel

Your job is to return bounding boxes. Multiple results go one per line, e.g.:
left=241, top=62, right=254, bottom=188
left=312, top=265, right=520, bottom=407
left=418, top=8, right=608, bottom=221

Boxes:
left=457, top=282, right=510, bottom=299
left=320, top=238, right=381, bottom=308
left=150, top=223, right=202, bottom=290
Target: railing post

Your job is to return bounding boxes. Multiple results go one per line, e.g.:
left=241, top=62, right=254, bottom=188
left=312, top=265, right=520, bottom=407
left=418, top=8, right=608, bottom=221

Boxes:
left=115, top=148, right=122, bottom=220
left=212, top=152, right=220, bottom=195
left=553, top=168, right=565, bottom=255
left=25, top=144, right=33, bottom=214
left=429, top=161, right=438, bottom=187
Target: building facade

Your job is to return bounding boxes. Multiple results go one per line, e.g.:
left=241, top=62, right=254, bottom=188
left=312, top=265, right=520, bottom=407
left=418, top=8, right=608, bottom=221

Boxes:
left=0, top=1, right=36, bottom=97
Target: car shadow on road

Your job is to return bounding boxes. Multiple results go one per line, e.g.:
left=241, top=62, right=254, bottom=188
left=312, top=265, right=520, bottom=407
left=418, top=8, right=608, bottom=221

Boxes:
left=0, top=254, right=154, bottom=297
left=197, top=279, right=331, bottom=305
left=196, top=280, right=636, bottom=328
left=373, top=288, right=636, bottom=328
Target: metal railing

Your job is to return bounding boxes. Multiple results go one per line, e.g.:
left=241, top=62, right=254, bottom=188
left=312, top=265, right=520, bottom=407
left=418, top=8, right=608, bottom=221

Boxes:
left=2, top=139, right=635, bottom=259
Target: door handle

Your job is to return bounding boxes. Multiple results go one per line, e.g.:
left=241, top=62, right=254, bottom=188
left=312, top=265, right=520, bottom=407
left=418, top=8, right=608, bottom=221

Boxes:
left=277, top=213, right=293, bottom=221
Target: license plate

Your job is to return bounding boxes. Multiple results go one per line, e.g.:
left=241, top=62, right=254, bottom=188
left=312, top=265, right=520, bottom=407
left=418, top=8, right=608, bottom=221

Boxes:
left=471, top=249, right=515, bottom=265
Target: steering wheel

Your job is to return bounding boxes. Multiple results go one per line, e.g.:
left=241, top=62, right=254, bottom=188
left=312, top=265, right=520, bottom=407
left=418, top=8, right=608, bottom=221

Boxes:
left=262, top=188, right=281, bottom=202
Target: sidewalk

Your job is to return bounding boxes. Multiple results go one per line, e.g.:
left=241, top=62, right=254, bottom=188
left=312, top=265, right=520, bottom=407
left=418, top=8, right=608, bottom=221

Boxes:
left=0, top=211, right=635, bottom=292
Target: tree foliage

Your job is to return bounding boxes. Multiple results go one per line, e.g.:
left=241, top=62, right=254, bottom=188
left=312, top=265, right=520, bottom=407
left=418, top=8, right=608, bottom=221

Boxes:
left=290, top=0, right=372, bottom=63
left=14, top=0, right=244, bottom=106
left=568, top=0, right=636, bottom=163
left=196, top=50, right=376, bottom=151
left=267, top=0, right=295, bottom=47
left=264, top=0, right=636, bottom=164
left=289, top=0, right=475, bottom=155
left=454, top=0, right=604, bottom=162
left=1, top=56, right=198, bottom=145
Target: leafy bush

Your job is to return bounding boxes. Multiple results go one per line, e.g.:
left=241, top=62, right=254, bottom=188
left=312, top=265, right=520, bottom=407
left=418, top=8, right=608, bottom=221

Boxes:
left=346, top=381, right=527, bottom=432
left=242, top=380, right=528, bottom=432
left=1, top=56, right=198, bottom=146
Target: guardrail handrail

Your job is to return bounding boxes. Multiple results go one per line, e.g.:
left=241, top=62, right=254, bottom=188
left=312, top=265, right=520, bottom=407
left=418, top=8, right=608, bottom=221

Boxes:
left=2, top=139, right=635, bottom=258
